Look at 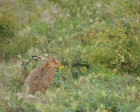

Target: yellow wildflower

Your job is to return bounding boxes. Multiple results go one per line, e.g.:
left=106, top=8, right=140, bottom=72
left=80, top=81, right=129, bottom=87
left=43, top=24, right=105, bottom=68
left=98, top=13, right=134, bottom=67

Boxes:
left=98, top=73, right=105, bottom=77
left=103, top=110, right=108, bottom=112
left=89, top=32, right=94, bottom=38
left=56, top=88, right=61, bottom=93
left=80, top=66, right=87, bottom=72
left=58, top=65, right=65, bottom=70
left=79, top=76, right=84, bottom=82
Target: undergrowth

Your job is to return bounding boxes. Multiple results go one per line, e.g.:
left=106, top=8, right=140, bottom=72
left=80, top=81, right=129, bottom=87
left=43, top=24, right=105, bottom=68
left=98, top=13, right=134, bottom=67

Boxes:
left=0, top=0, right=140, bottom=112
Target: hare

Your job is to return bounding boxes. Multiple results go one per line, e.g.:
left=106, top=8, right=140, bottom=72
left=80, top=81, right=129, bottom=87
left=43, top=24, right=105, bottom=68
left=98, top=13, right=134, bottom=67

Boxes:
left=25, top=56, right=62, bottom=94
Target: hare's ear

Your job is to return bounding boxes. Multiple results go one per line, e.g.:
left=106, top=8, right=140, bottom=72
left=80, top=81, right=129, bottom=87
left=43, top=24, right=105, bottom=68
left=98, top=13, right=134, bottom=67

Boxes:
left=32, top=56, right=39, bottom=60
left=32, top=56, right=45, bottom=61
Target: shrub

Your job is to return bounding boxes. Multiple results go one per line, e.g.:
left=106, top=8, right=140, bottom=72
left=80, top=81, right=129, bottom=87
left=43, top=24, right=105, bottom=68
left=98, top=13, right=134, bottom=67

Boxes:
left=0, top=95, right=37, bottom=112
left=81, top=21, right=140, bottom=74
left=0, top=10, right=19, bottom=43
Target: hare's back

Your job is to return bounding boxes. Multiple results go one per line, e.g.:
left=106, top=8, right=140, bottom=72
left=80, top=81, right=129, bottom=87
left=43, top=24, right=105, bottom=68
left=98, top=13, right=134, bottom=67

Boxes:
left=26, top=67, right=43, bottom=81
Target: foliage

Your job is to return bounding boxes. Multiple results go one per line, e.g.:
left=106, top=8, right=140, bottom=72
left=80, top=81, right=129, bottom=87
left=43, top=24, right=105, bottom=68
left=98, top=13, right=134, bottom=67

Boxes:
left=0, top=93, right=37, bottom=112
left=0, top=0, right=40, bottom=60
left=81, top=21, right=140, bottom=74
left=1, top=69, right=140, bottom=112
left=0, top=0, right=140, bottom=112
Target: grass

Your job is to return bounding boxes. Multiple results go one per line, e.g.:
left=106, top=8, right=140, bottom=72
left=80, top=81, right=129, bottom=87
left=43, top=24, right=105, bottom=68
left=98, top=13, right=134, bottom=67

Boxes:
left=0, top=62, right=140, bottom=112
left=0, top=0, right=140, bottom=112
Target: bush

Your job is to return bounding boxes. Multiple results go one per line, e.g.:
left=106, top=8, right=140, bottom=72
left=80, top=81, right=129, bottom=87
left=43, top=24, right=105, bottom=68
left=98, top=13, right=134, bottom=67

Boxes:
left=81, top=21, right=140, bottom=74
left=0, top=13, right=19, bottom=43
left=0, top=95, right=37, bottom=112
left=0, top=0, right=39, bottom=60
left=0, top=33, right=38, bottom=60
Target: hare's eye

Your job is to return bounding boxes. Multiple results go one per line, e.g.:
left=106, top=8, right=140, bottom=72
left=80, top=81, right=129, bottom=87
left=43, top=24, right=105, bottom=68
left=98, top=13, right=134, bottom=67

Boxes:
left=51, top=58, right=55, bottom=62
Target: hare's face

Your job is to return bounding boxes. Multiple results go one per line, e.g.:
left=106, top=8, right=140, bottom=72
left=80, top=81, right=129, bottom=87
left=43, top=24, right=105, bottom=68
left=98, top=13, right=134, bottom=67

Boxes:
left=48, top=58, right=62, bottom=68
left=32, top=56, right=62, bottom=68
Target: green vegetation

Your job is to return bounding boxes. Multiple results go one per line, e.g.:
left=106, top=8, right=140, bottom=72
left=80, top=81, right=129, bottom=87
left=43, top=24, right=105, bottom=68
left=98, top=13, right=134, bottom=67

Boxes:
left=0, top=0, right=140, bottom=112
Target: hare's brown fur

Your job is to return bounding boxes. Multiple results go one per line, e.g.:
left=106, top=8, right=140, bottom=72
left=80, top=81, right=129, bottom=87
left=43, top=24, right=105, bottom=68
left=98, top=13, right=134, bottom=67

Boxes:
left=25, top=56, right=62, bottom=94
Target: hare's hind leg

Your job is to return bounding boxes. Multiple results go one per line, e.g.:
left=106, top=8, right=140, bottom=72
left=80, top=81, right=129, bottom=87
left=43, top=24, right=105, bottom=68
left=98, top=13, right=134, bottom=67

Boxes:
left=41, top=88, right=47, bottom=94
left=26, top=86, right=35, bottom=94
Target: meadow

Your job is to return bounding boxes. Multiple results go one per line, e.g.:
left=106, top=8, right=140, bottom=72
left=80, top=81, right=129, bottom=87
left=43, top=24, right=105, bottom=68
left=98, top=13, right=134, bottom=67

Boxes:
left=0, top=0, right=140, bottom=112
